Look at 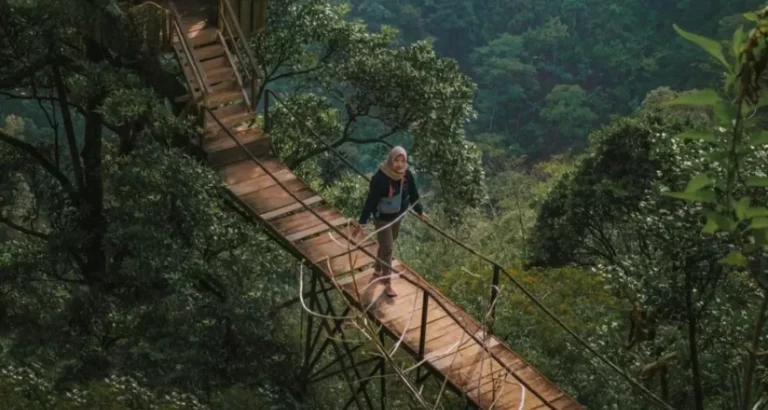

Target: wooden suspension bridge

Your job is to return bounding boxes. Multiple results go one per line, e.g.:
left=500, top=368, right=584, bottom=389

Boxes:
left=124, top=1, right=585, bottom=408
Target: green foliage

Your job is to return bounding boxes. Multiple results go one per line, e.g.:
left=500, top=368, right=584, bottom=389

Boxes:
left=348, top=0, right=757, bottom=157
left=255, top=0, right=486, bottom=218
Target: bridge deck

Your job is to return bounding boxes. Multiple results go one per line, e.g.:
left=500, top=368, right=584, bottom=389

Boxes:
left=171, top=3, right=582, bottom=408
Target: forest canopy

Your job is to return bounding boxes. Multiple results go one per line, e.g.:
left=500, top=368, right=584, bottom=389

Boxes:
left=1, top=0, right=768, bottom=409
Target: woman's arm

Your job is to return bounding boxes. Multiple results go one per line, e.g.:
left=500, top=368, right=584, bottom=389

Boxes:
left=359, top=174, right=382, bottom=224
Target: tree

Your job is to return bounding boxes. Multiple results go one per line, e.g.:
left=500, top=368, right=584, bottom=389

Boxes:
left=659, top=12, right=768, bottom=410
left=0, top=0, right=305, bottom=405
left=251, top=0, right=487, bottom=216
left=527, top=86, right=760, bottom=408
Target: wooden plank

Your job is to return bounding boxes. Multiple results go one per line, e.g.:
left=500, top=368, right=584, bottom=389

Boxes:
left=319, top=244, right=377, bottom=276
left=196, top=43, right=225, bottom=60
left=464, top=367, right=513, bottom=407
left=430, top=340, right=484, bottom=373
left=207, top=89, right=244, bottom=107
left=205, top=111, right=253, bottom=132
left=202, top=55, right=228, bottom=72
left=205, top=127, right=268, bottom=154
left=385, top=300, right=445, bottom=334
left=216, top=158, right=285, bottom=185
left=426, top=329, right=478, bottom=359
left=228, top=169, right=296, bottom=197
left=285, top=216, right=349, bottom=242
left=270, top=206, right=341, bottom=237
left=240, top=183, right=312, bottom=214
left=210, top=101, right=249, bottom=120
left=205, top=66, right=235, bottom=85
left=188, top=27, right=218, bottom=47
left=261, top=196, right=324, bottom=221
left=297, top=232, right=374, bottom=264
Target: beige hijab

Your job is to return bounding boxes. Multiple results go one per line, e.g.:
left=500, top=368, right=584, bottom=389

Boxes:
left=379, top=146, right=407, bottom=180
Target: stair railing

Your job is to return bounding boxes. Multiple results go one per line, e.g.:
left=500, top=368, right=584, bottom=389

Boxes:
left=217, top=0, right=262, bottom=111
left=128, top=1, right=211, bottom=135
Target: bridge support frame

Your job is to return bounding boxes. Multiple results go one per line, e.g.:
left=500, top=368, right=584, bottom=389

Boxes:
left=299, top=268, right=386, bottom=410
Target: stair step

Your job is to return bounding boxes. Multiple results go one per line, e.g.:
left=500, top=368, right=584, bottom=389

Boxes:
left=206, top=67, right=235, bottom=86
left=210, top=102, right=250, bottom=120
left=202, top=56, right=229, bottom=72
left=187, top=27, right=219, bottom=48
left=183, top=20, right=209, bottom=35
left=197, top=43, right=225, bottom=61
left=206, top=111, right=254, bottom=132
left=205, top=126, right=268, bottom=153
left=205, top=128, right=272, bottom=168
left=207, top=89, right=245, bottom=107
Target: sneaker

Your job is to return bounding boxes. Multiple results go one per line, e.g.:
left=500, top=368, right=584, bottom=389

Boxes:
left=385, top=285, right=397, bottom=297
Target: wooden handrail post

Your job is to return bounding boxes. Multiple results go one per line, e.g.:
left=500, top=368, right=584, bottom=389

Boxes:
left=418, top=292, right=429, bottom=358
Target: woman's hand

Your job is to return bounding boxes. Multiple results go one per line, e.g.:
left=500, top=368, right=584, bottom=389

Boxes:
left=416, top=213, right=429, bottom=221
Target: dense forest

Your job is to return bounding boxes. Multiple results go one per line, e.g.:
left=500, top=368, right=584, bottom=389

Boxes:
left=1, top=0, right=768, bottom=409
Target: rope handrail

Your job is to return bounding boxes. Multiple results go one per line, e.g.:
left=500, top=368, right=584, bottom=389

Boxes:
left=204, top=106, right=558, bottom=409
left=262, top=89, right=677, bottom=410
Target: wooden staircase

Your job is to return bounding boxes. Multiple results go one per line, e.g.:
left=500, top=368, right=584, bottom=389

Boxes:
left=170, top=4, right=269, bottom=167
left=135, top=1, right=586, bottom=409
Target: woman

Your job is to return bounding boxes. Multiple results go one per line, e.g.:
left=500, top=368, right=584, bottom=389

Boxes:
left=353, top=146, right=428, bottom=297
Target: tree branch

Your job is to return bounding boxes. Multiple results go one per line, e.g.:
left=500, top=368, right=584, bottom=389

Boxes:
left=0, top=57, right=56, bottom=89
left=0, top=90, right=123, bottom=135
left=0, top=216, right=49, bottom=240
left=268, top=44, right=339, bottom=84
left=0, top=129, right=80, bottom=204
left=288, top=128, right=398, bottom=168
left=51, top=61, right=86, bottom=195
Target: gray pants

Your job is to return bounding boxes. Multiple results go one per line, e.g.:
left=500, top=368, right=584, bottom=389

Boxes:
left=374, top=219, right=401, bottom=281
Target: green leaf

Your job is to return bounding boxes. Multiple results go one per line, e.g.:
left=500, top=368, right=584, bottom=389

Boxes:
left=734, top=196, right=751, bottom=220
left=746, top=176, right=768, bottom=187
left=673, top=24, right=731, bottom=71
left=719, top=250, right=747, bottom=267
left=709, top=150, right=729, bottom=162
left=675, top=131, right=715, bottom=141
left=733, top=26, right=745, bottom=58
left=702, top=217, right=719, bottom=234
left=663, top=89, right=722, bottom=107
left=744, top=12, right=759, bottom=22
left=714, top=101, right=737, bottom=125
left=662, top=189, right=716, bottom=203
left=748, top=217, right=768, bottom=230
left=747, top=131, right=768, bottom=146
left=685, top=173, right=712, bottom=193
left=754, top=229, right=768, bottom=246
left=746, top=207, right=768, bottom=218
left=704, top=210, right=734, bottom=232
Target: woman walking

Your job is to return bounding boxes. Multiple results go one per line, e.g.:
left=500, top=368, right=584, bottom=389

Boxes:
left=353, top=146, right=428, bottom=297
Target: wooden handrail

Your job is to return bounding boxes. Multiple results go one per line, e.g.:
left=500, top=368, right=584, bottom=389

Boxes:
left=128, top=2, right=211, bottom=98
left=218, top=0, right=262, bottom=109
left=166, top=3, right=212, bottom=96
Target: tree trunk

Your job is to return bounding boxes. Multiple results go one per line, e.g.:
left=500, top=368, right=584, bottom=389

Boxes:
left=685, top=268, right=705, bottom=410
left=81, top=39, right=108, bottom=283
left=741, top=292, right=768, bottom=410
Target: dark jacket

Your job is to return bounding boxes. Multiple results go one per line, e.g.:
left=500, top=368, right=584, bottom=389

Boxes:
left=359, top=169, right=424, bottom=224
